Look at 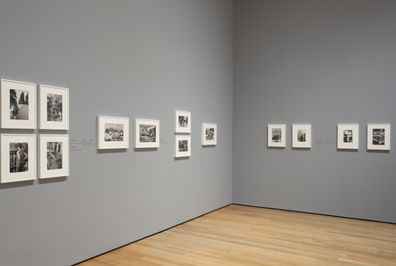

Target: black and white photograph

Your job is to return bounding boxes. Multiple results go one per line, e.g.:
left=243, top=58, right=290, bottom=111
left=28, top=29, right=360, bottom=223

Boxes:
left=297, top=129, right=306, bottom=142
left=9, top=143, right=29, bottom=173
left=367, top=124, right=391, bottom=151
left=105, top=123, right=124, bottom=142
left=206, top=128, right=215, bottom=140
left=202, top=123, right=217, bottom=146
left=343, top=130, right=353, bottom=143
left=292, top=124, right=312, bottom=148
left=39, top=84, right=69, bottom=130
left=175, top=110, right=191, bottom=133
left=97, top=116, right=129, bottom=149
left=1, top=134, right=36, bottom=183
left=47, top=142, right=63, bottom=170
left=175, top=135, right=191, bottom=157
left=140, top=125, right=156, bottom=142
left=10, top=89, right=29, bottom=120
left=47, top=94, right=63, bottom=122
left=178, top=140, right=189, bottom=152
left=178, top=115, right=189, bottom=128
left=272, top=128, right=282, bottom=143
left=372, top=129, right=385, bottom=145
left=337, top=124, right=359, bottom=150
left=268, top=124, right=286, bottom=147
left=135, top=119, right=160, bottom=149
left=1, top=79, right=37, bottom=129
left=40, top=135, right=69, bottom=179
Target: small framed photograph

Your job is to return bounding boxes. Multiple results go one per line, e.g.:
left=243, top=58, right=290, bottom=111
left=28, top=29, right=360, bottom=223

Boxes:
left=202, top=123, right=217, bottom=146
left=39, top=84, right=69, bottom=130
left=1, top=79, right=37, bottom=129
left=135, top=118, right=160, bottom=149
left=268, top=124, right=286, bottom=147
left=97, top=116, right=129, bottom=149
left=337, top=124, right=359, bottom=150
left=40, top=135, right=69, bottom=179
left=292, top=124, right=311, bottom=148
left=1, top=134, right=36, bottom=183
left=367, top=124, right=391, bottom=151
left=175, top=135, right=191, bottom=158
left=175, top=110, right=191, bottom=133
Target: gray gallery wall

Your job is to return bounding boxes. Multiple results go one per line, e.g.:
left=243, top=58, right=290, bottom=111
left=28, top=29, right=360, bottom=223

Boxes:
left=234, top=0, right=396, bottom=223
left=0, top=0, right=233, bottom=265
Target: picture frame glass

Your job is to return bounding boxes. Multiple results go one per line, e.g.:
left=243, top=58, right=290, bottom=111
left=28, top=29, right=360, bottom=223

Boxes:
left=40, top=135, right=69, bottom=179
left=202, top=123, right=217, bottom=146
left=175, top=110, right=191, bottom=133
left=97, top=116, right=129, bottom=149
left=40, top=85, right=69, bottom=130
left=135, top=119, right=160, bottom=149
left=1, top=79, right=37, bottom=129
left=1, top=134, right=37, bottom=183
left=268, top=124, right=286, bottom=147
left=292, top=124, right=312, bottom=148
left=367, top=124, right=391, bottom=151
left=337, top=124, right=359, bottom=150
left=175, top=135, right=191, bottom=157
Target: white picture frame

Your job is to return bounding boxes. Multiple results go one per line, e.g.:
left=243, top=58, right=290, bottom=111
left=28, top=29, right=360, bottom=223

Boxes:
left=367, top=124, right=391, bottom=151
left=337, top=124, right=359, bottom=150
left=1, top=134, right=36, bottom=183
left=175, top=110, right=191, bottom=133
left=97, top=116, right=129, bottom=149
left=268, top=124, right=286, bottom=147
left=39, top=134, right=69, bottom=179
left=175, top=135, right=191, bottom=158
left=292, top=124, right=312, bottom=148
left=39, top=84, right=69, bottom=130
left=202, top=123, right=217, bottom=146
left=1, top=79, right=37, bottom=129
left=135, top=118, right=160, bottom=149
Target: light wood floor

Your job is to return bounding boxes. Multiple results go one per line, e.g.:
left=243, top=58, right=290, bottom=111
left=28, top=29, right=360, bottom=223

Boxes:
left=79, top=204, right=396, bottom=266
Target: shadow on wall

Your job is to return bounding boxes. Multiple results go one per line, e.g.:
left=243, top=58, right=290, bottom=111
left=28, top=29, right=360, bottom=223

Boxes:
left=0, top=180, right=34, bottom=189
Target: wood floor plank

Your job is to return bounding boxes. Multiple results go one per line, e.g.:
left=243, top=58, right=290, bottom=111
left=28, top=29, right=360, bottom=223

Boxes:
left=78, top=205, right=396, bottom=266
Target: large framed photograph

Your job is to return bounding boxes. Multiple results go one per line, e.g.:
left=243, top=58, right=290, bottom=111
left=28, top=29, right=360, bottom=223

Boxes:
left=337, top=124, right=359, bottom=150
left=175, top=135, right=191, bottom=158
left=40, top=135, right=69, bottom=179
left=135, top=118, right=160, bottom=149
left=1, top=79, right=37, bottom=129
left=367, top=124, right=391, bottom=151
left=1, top=134, right=36, bottom=183
left=97, top=116, right=129, bottom=149
left=175, top=110, right=191, bottom=133
left=202, top=123, right=217, bottom=146
left=292, top=124, right=311, bottom=148
left=268, top=124, right=286, bottom=147
left=39, top=84, right=69, bottom=130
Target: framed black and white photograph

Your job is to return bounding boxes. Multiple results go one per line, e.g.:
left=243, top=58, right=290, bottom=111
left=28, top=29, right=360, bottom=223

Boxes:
left=97, top=116, right=129, bottom=149
left=337, top=124, right=359, bottom=150
left=1, top=134, right=36, bottom=183
left=39, top=84, right=69, bottom=130
left=268, top=124, right=286, bottom=147
left=175, top=110, right=191, bottom=133
left=1, top=79, right=37, bottom=129
left=292, top=124, right=311, bottom=148
left=202, top=123, right=217, bottom=146
left=39, top=135, right=69, bottom=179
left=175, top=135, right=191, bottom=158
left=367, top=124, right=391, bottom=151
left=134, top=118, right=160, bottom=149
